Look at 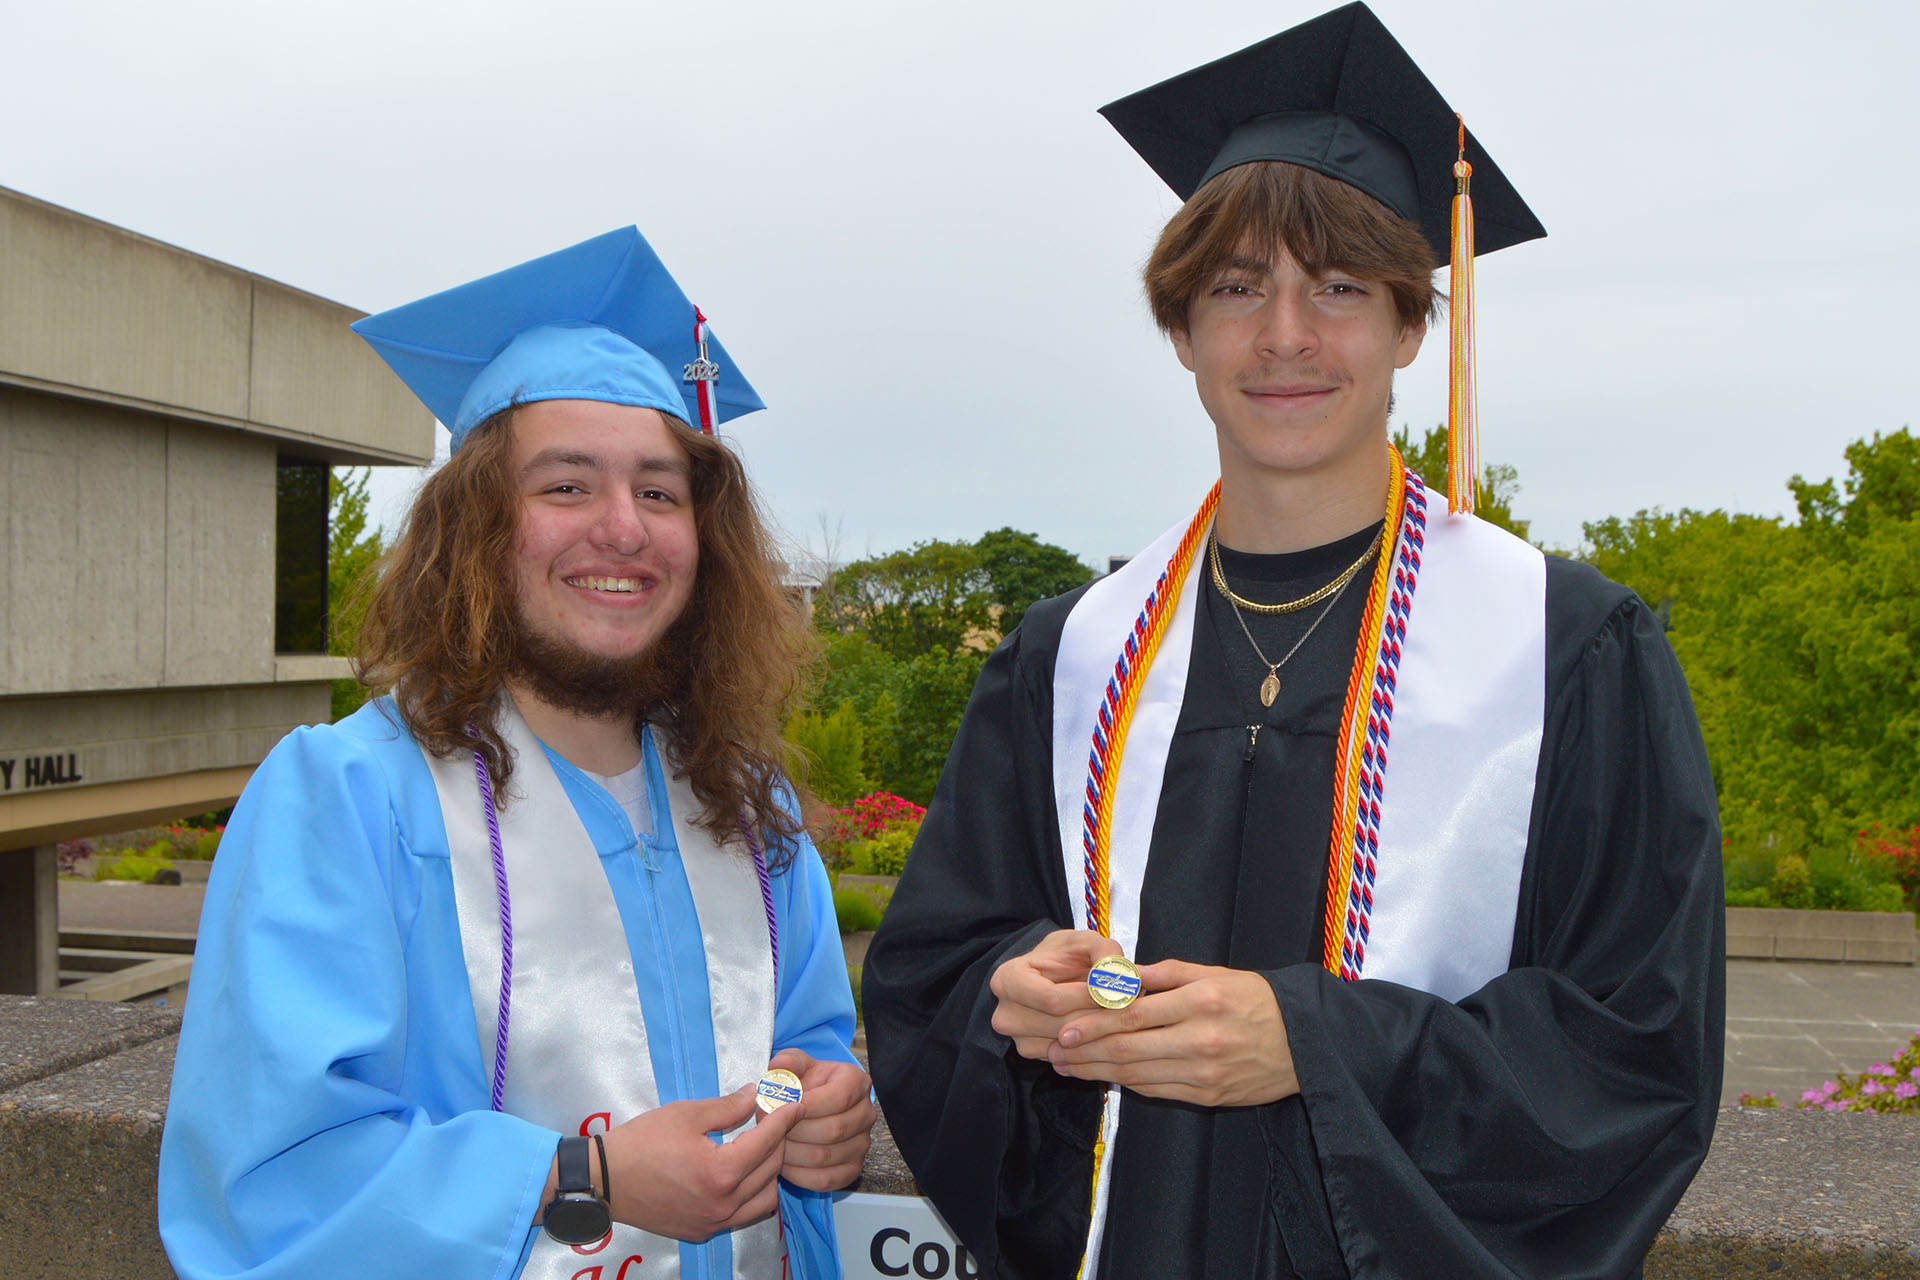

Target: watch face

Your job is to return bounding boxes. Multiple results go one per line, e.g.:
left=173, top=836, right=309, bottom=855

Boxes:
left=544, top=1194, right=612, bottom=1246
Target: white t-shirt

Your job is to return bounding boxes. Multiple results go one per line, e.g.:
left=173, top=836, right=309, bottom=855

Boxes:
left=584, top=761, right=652, bottom=839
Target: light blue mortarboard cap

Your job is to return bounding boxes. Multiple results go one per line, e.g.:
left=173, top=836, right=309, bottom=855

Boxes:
left=351, top=226, right=763, bottom=449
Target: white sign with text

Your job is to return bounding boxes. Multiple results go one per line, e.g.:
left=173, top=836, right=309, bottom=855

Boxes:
left=833, top=1192, right=980, bottom=1280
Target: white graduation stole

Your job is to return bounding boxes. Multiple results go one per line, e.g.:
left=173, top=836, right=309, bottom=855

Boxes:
left=426, top=698, right=785, bottom=1279
left=1050, top=495, right=1546, bottom=1273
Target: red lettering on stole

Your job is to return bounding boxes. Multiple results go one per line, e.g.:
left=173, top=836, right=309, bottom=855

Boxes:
left=571, top=1111, right=615, bottom=1257
left=615, top=1256, right=645, bottom=1278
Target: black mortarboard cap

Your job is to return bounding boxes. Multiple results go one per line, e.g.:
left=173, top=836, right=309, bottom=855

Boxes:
left=1098, top=2, right=1545, bottom=263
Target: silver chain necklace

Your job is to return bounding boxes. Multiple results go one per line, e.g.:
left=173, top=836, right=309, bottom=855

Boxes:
left=1211, top=532, right=1376, bottom=707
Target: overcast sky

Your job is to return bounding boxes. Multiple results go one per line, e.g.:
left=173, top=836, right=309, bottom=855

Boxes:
left=5, top=0, right=1916, bottom=567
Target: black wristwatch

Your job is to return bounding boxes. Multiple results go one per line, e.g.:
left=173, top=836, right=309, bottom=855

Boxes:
left=543, top=1135, right=612, bottom=1245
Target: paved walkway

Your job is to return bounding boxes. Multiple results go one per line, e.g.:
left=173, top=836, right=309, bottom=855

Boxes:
left=57, top=881, right=1920, bottom=1102
left=1723, top=956, right=1920, bottom=1101
left=60, top=878, right=205, bottom=935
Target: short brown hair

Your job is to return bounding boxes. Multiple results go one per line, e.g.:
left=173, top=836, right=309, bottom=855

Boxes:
left=353, top=407, right=814, bottom=853
left=1144, top=161, right=1439, bottom=334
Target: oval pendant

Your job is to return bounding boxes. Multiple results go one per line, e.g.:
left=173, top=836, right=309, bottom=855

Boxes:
left=1259, top=671, right=1280, bottom=707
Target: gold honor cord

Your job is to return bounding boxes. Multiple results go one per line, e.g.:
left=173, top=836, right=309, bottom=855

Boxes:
left=1322, top=448, right=1411, bottom=976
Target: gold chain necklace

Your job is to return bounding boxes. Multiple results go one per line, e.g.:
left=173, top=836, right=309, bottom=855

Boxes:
left=1211, top=526, right=1385, bottom=707
left=1208, top=524, right=1384, bottom=615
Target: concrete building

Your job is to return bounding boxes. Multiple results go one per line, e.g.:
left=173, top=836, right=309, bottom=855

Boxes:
left=0, top=185, right=433, bottom=993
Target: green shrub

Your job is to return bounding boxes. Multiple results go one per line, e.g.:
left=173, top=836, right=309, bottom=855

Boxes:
left=787, top=702, right=870, bottom=807
left=95, top=851, right=178, bottom=883
left=192, top=829, right=222, bottom=860
left=846, top=825, right=915, bottom=878
left=106, top=825, right=210, bottom=856
left=1769, top=855, right=1813, bottom=908
left=1724, top=842, right=1907, bottom=911
left=1862, top=884, right=1909, bottom=913
left=834, top=889, right=882, bottom=934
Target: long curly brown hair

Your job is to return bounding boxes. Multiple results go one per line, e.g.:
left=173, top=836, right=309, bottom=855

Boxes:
left=352, top=406, right=814, bottom=853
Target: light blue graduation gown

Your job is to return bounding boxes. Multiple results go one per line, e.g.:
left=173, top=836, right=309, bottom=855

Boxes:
left=158, top=699, right=857, bottom=1280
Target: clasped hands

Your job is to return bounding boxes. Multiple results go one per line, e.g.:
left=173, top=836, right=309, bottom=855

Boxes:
left=989, top=929, right=1299, bottom=1108
left=586, top=1049, right=872, bottom=1243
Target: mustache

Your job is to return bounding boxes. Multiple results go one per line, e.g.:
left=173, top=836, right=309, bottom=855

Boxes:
left=1233, top=363, right=1342, bottom=388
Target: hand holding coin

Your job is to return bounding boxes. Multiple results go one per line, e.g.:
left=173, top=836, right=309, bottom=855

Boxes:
left=1087, top=955, right=1142, bottom=1008
left=988, top=928, right=1127, bottom=1062
left=755, top=1067, right=804, bottom=1113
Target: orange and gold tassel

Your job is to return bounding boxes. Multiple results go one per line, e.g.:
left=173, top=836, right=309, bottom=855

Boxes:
left=1448, top=114, right=1478, bottom=516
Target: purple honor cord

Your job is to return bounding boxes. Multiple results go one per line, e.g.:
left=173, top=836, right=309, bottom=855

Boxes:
left=471, top=746, right=781, bottom=1111
left=741, top=822, right=780, bottom=980
left=473, top=747, right=513, bottom=1113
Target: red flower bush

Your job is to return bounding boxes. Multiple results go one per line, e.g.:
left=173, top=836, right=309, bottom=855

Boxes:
left=825, top=792, right=925, bottom=845
left=1858, top=824, right=1920, bottom=911
left=817, top=791, right=927, bottom=876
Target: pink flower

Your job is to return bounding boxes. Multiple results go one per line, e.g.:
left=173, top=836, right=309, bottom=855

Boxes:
left=1895, top=1082, right=1919, bottom=1100
left=1861, top=1081, right=1885, bottom=1096
left=1800, top=1087, right=1825, bottom=1103
left=1868, top=1063, right=1894, bottom=1077
left=1823, top=1100, right=1845, bottom=1112
left=1819, top=1080, right=1840, bottom=1097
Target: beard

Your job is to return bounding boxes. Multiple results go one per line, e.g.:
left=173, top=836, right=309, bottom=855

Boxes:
left=506, top=612, right=683, bottom=723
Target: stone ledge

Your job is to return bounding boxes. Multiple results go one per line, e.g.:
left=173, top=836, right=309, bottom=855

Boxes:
left=0, top=1035, right=177, bottom=1280
left=4, top=995, right=1916, bottom=1279
left=0, top=994, right=179, bottom=1092
left=1726, top=907, right=1917, bottom=964
left=1649, top=1107, right=1920, bottom=1277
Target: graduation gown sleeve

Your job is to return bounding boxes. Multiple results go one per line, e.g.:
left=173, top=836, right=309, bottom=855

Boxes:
left=158, top=718, right=558, bottom=1280
left=862, top=600, right=1108, bottom=1280
left=1269, top=571, right=1725, bottom=1279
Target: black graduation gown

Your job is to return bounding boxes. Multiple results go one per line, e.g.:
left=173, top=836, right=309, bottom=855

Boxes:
left=862, top=530, right=1725, bottom=1280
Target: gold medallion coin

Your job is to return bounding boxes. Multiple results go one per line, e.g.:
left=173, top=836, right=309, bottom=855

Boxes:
left=755, top=1068, right=804, bottom=1113
left=1087, top=955, right=1142, bottom=1009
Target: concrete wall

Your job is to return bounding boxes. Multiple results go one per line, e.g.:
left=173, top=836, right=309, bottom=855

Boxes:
left=0, top=184, right=432, bottom=467
left=1, top=389, right=276, bottom=695
left=0, top=187, right=414, bottom=884
left=0, top=683, right=336, bottom=847
left=1726, top=906, right=1917, bottom=964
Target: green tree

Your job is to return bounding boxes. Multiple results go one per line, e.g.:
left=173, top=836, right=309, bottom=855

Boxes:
left=1580, top=429, right=1920, bottom=891
left=887, top=647, right=989, bottom=804
left=813, top=539, right=991, bottom=661
left=786, top=701, right=870, bottom=806
left=813, top=633, right=907, bottom=793
left=973, top=527, right=1095, bottom=635
left=328, top=469, right=386, bottom=720
left=807, top=528, right=1086, bottom=804
left=1791, top=427, right=1920, bottom=535
left=1391, top=423, right=1530, bottom=541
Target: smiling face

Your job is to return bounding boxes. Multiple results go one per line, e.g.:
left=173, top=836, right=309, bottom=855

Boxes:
left=1171, top=244, right=1425, bottom=490
left=507, top=398, right=698, bottom=679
